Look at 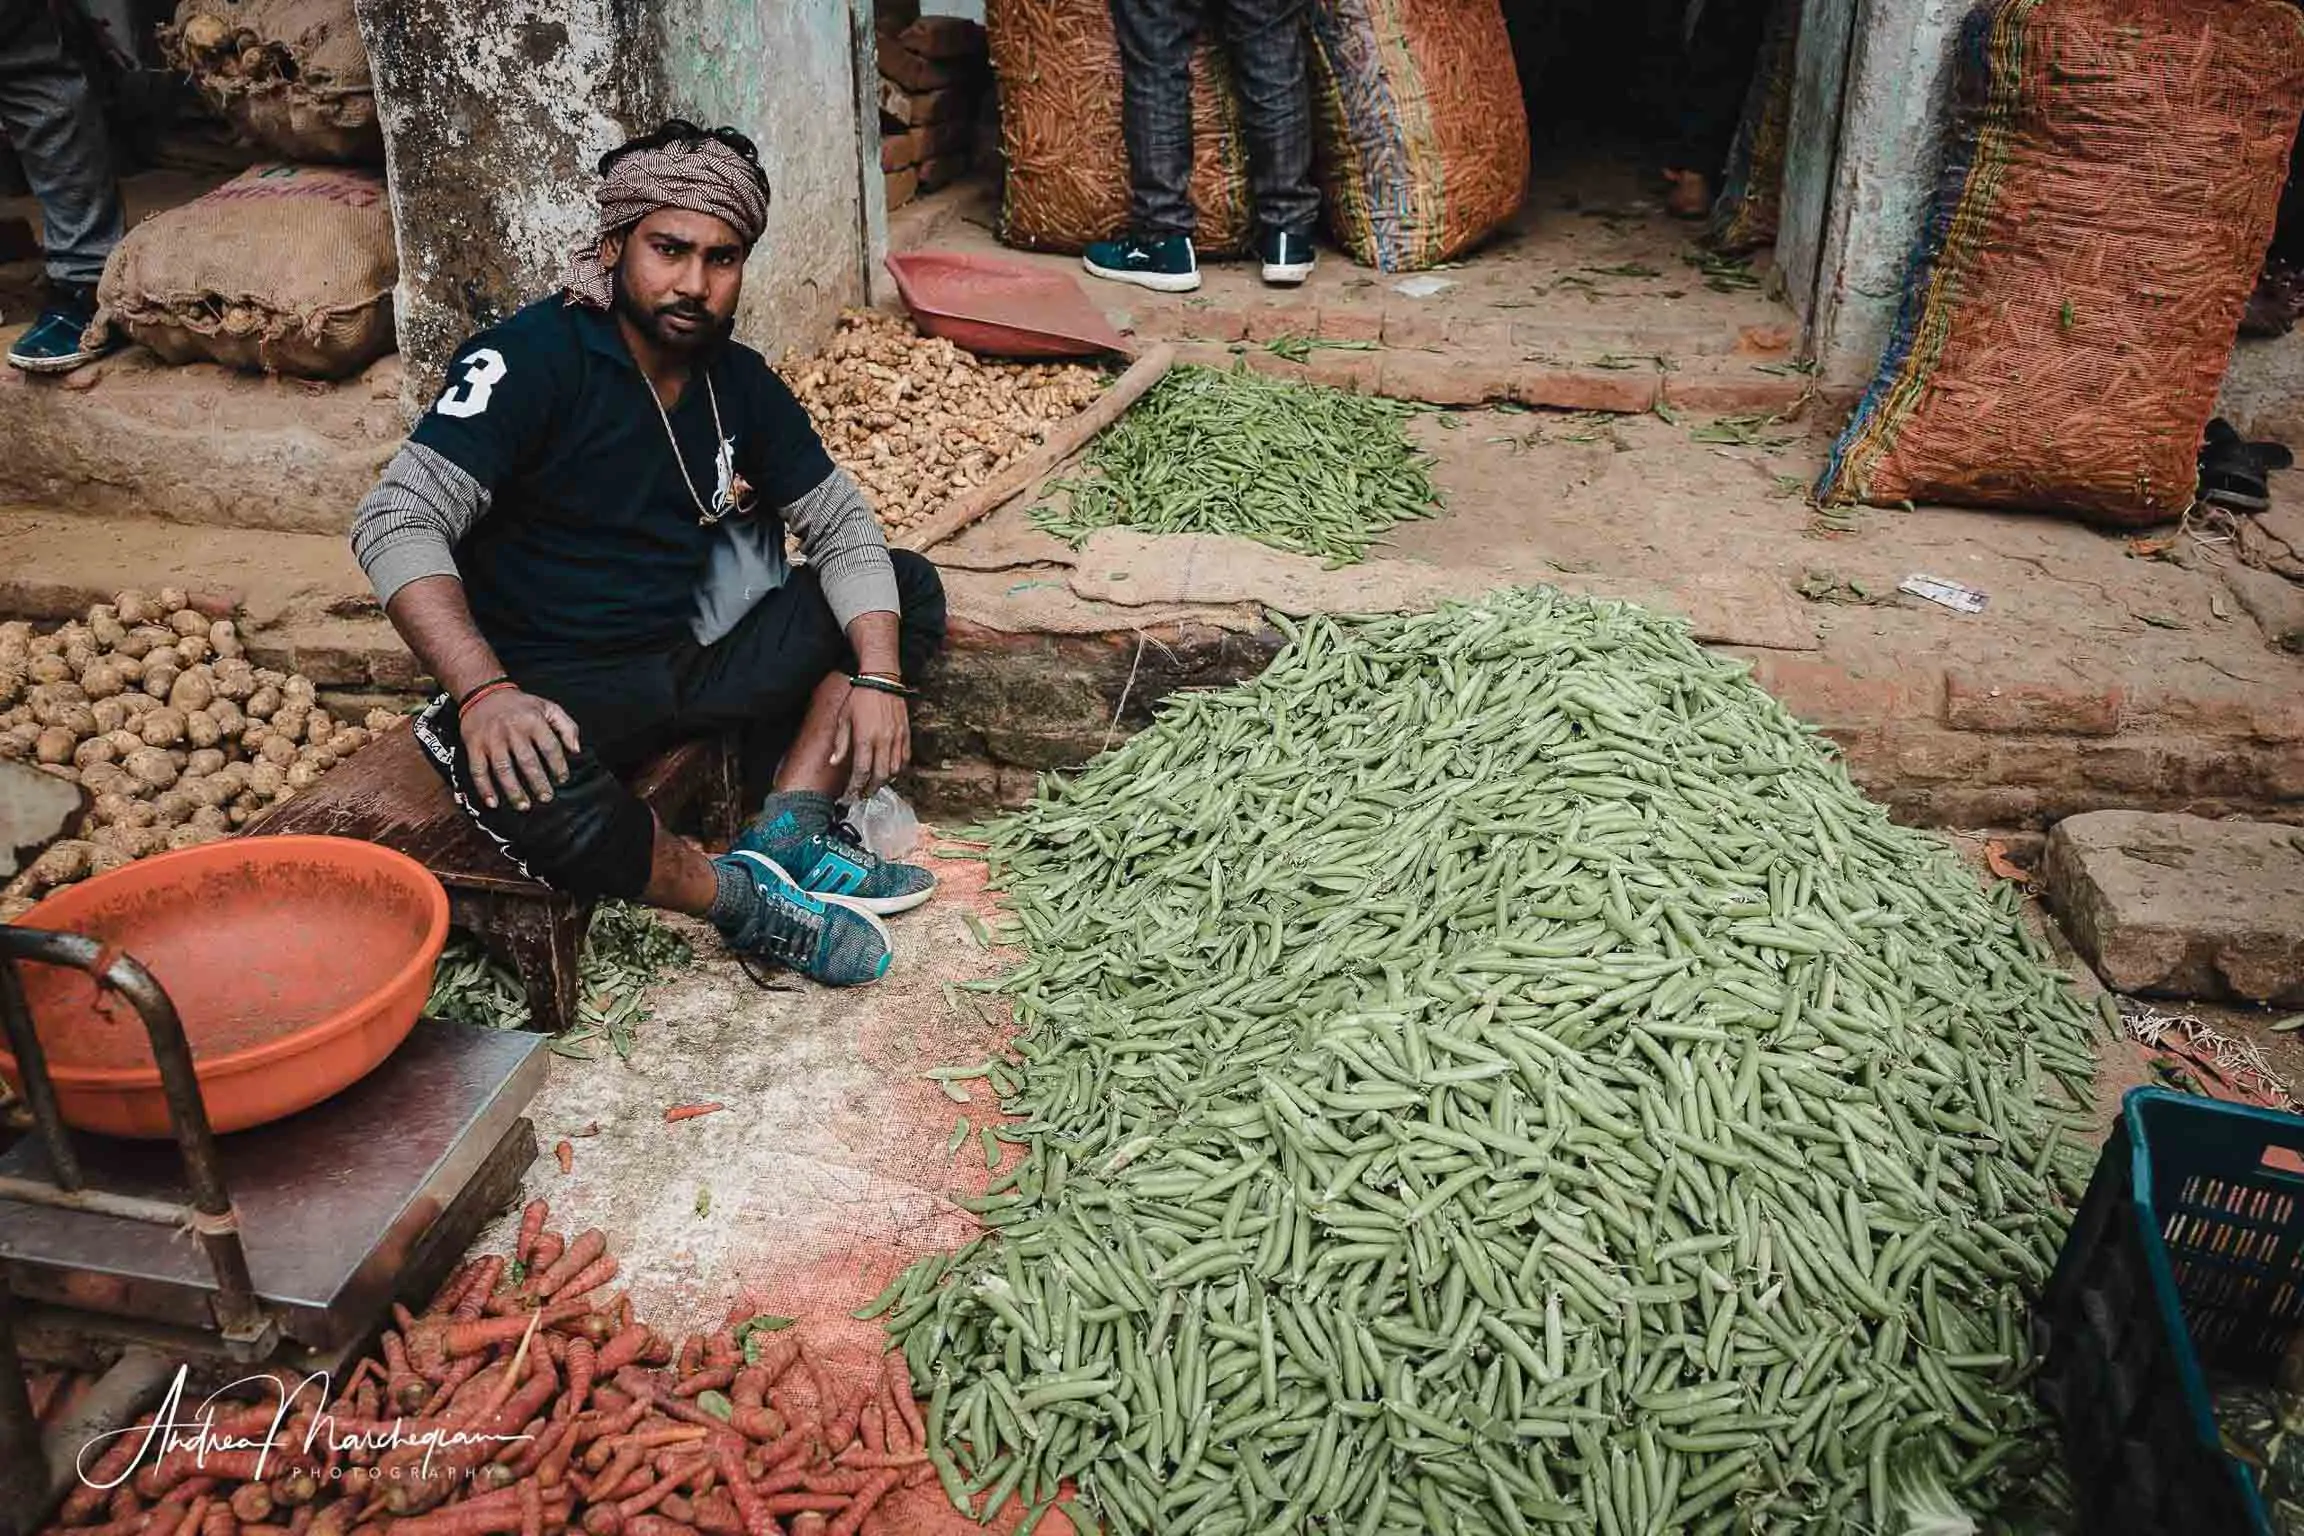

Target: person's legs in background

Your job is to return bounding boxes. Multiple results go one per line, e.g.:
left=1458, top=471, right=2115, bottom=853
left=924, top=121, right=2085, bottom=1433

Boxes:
left=1086, top=0, right=1205, bottom=292
left=2242, top=130, right=2304, bottom=338
left=1662, top=0, right=1770, bottom=219
left=1215, top=0, right=1319, bottom=283
left=0, top=0, right=125, bottom=372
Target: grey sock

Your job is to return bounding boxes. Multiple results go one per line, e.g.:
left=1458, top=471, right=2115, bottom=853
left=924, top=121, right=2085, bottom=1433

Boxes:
left=706, top=858, right=763, bottom=939
left=755, top=790, right=836, bottom=842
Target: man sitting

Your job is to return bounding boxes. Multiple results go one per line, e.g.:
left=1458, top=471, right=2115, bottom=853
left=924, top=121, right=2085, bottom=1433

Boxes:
left=350, top=119, right=943, bottom=989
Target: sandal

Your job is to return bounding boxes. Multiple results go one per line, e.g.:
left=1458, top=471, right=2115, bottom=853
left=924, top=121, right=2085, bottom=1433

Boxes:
left=2200, top=417, right=2294, bottom=513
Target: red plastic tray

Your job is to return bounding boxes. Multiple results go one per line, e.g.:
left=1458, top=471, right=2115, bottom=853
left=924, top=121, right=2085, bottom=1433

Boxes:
left=885, top=250, right=1130, bottom=359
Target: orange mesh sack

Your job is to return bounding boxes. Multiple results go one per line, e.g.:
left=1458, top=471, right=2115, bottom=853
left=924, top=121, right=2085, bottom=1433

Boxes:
left=987, top=0, right=1253, bottom=255
left=1819, top=0, right=2304, bottom=527
left=95, top=164, right=397, bottom=380
left=1307, top=0, right=1528, bottom=271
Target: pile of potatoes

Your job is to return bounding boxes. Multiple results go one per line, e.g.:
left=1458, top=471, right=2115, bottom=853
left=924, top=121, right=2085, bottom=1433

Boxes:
left=779, top=309, right=1107, bottom=534
left=0, top=590, right=400, bottom=920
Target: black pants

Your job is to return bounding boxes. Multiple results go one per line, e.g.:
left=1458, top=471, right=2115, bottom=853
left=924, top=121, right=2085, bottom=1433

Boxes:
left=1669, top=0, right=1772, bottom=175
left=413, top=553, right=948, bottom=900
left=1111, top=0, right=1319, bottom=241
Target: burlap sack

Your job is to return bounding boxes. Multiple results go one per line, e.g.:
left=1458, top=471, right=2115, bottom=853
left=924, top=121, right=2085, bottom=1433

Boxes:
left=1308, top=0, right=1527, bottom=272
left=162, top=0, right=381, bottom=165
left=987, top=0, right=1253, bottom=256
left=1820, top=0, right=2304, bottom=527
left=96, top=164, right=397, bottom=380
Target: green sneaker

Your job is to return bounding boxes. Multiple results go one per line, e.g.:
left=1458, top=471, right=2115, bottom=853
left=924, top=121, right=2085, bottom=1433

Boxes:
left=732, top=808, right=937, bottom=917
left=1083, top=234, right=1201, bottom=294
left=1258, top=228, right=1316, bottom=287
left=6, top=283, right=115, bottom=374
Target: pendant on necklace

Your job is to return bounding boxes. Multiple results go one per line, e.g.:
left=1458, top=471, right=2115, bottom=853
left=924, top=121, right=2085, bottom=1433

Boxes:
left=706, top=434, right=752, bottom=525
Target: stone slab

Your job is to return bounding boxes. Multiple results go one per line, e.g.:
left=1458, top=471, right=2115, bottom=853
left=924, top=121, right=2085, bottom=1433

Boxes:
left=2226, top=564, right=2304, bottom=654
left=2043, top=810, right=2304, bottom=1005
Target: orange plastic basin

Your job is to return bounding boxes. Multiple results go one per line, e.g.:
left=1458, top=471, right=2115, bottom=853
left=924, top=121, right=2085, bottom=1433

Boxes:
left=1, top=836, right=448, bottom=1139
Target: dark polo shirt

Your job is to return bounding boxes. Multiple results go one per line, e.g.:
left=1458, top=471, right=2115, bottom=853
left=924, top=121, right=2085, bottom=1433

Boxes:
left=409, top=297, right=834, bottom=666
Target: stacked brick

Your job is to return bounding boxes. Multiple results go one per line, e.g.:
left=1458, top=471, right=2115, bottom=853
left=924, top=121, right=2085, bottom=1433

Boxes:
left=877, top=12, right=993, bottom=213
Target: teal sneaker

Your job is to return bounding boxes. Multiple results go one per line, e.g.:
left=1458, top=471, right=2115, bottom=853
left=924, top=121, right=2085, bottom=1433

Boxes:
left=1083, top=234, right=1201, bottom=294
left=1258, top=228, right=1315, bottom=287
left=715, top=852, right=893, bottom=986
left=7, top=283, right=115, bottom=374
left=733, top=808, right=937, bottom=917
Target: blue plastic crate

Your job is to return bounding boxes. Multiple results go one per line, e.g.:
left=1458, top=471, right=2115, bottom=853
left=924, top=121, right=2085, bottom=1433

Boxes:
left=2035, top=1087, right=2304, bottom=1536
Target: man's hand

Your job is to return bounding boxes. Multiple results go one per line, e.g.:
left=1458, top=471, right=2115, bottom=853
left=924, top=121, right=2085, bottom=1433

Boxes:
left=830, top=687, right=909, bottom=801
left=462, top=689, right=582, bottom=811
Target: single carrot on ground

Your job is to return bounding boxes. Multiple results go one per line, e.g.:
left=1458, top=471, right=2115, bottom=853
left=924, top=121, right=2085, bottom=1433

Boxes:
left=663, top=1103, right=724, bottom=1123
left=534, top=1229, right=607, bottom=1298
left=550, top=1253, right=620, bottom=1304
left=517, top=1200, right=550, bottom=1262
left=455, top=1256, right=506, bottom=1322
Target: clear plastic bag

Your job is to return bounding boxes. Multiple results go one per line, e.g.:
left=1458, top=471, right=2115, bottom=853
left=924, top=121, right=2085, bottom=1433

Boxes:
left=846, top=785, right=920, bottom=861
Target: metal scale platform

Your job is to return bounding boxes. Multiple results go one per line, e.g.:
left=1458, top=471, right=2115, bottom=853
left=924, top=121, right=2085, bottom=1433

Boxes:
left=0, top=1020, right=544, bottom=1360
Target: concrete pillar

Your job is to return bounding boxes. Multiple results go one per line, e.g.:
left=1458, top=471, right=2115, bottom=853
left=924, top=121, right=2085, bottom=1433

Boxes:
left=656, top=0, right=887, bottom=352
left=1790, top=0, right=1966, bottom=387
left=356, top=0, right=662, bottom=409
left=356, top=0, right=882, bottom=414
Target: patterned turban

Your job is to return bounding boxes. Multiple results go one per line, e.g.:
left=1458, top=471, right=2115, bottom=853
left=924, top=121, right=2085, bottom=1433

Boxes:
left=563, top=134, right=771, bottom=310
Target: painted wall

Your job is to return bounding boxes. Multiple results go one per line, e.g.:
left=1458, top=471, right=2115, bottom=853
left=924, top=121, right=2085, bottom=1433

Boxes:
left=658, top=0, right=885, bottom=360
left=357, top=0, right=881, bottom=411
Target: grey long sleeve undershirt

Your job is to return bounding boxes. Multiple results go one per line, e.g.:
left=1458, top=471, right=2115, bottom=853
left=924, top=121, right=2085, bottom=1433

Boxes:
left=348, top=444, right=901, bottom=641
left=349, top=443, right=486, bottom=605
left=775, top=464, right=903, bottom=635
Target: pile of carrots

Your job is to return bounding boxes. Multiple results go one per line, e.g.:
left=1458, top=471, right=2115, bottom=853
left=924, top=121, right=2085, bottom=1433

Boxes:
left=41, top=1201, right=935, bottom=1536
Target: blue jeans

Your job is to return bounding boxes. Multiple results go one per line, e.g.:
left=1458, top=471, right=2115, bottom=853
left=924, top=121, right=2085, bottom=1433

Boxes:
left=0, top=0, right=124, bottom=289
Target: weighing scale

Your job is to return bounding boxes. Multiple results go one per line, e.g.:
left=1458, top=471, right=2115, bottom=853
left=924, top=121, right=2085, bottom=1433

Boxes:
left=0, top=763, right=546, bottom=1529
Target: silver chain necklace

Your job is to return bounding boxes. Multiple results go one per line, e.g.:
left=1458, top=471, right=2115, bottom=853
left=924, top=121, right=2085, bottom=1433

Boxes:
left=643, top=367, right=728, bottom=525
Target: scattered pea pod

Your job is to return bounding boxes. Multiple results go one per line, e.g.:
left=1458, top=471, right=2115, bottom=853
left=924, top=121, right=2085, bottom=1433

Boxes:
left=885, top=588, right=2095, bottom=1533
left=428, top=900, right=690, bottom=1059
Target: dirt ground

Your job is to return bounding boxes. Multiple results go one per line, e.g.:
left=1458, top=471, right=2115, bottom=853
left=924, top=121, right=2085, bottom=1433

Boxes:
left=470, top=839, right=1075, bottom=1532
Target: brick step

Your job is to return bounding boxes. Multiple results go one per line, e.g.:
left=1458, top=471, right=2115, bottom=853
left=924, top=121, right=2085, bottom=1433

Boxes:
left=908, top=617, right=2304, bottom=829
left=0, top=344, right=399, bottom=536
left=1139, top=295, right=1795, bottom=358
left=0, top=502, right=416, bottom=697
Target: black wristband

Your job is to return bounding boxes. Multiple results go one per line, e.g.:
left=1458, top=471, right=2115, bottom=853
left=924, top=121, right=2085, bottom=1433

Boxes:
left=456, top=674, right=514, bottom=708
left=849, top=673, right=914, bottom=699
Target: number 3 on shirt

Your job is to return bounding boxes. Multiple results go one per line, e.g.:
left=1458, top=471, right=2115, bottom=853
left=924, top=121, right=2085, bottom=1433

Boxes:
left=436, top=348, right=508, bottom=418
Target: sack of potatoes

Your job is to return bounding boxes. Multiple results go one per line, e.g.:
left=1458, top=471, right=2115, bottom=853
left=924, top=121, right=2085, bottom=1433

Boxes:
left=160, top=0, right=382, bottom=165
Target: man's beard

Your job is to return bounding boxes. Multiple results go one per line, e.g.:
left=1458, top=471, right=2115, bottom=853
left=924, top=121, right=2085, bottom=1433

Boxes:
left=611, top=269, right=729, bottom=353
